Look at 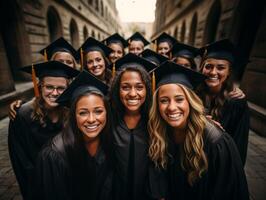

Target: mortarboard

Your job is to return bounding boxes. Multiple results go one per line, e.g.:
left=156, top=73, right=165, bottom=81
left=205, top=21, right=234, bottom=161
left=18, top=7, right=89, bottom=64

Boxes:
left=127, top=32, right=150, bottom=46
left=115, top=53, right=157, bottom=73
left=151, top=32, right=177, bottom=48
left=39, top=37, right=79, bottom=61
left=172, top=42, right=199, bottom=58
left=56, top=70, right=109, bottom=107
left=198, top=39, right=235, bottom=64
left=21, top=61, right=80, bottom=97
left=102, top=33, right=128, bottom=48
left=141, top=49, right=168, bottom=66
left=154, top=60, right=206, bottom=90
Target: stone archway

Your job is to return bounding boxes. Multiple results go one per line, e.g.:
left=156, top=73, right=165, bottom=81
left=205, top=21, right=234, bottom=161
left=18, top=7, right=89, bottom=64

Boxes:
left=47, top=6, right=63, bottom=42
left=203, top=0, right=221, bottom=45
left=180, top=21, right=186, bottom=42
left=83, top=26, right=88, bottom=42
left=69, top=19, right=79, bottom=49
left=189, top=13, right=197, bottom=46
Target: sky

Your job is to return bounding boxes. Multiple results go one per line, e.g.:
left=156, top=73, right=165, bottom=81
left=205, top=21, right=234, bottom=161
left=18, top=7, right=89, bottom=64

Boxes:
left=115, top=0, right=156, bottom=23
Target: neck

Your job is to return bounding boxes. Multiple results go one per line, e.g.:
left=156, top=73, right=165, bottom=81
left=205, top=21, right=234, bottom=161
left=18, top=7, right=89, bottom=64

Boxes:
left=172, top=128, right=186, bottom=144
left=208, top=85, right=222, bottom=95
left=123, top=111, right=141, bottom=129
left=47, top=107, right=60, bottom=123
left=85, top=137, right=100, bottom=157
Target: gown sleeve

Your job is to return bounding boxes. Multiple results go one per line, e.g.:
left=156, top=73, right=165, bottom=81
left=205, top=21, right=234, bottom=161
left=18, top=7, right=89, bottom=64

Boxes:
left=33, top=146, right=71, bottom=200
left=8, top=112, right=34, bottom=199
left=220, top=98, right=250, bottom=165
left=209, top=132, right=249, bottom=200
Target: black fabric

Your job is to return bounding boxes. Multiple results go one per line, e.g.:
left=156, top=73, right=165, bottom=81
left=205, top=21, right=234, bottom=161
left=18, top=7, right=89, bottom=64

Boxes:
left=148, top=121, right=249, bottom=200
left=8, top=100, right=63, bottom=200
left=219, top=98, right=250, bottom=165
left=33, top=134, right=113, bottom=200
left=112, top=116, right=151, bottom=200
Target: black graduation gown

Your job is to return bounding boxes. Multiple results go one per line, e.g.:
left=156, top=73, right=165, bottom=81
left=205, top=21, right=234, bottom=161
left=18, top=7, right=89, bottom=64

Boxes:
left=148, top=121, right=249, bottom=200
left=112, top=118, right=150, bottom=200
left=220, top=98, right=250, bottom=165
left=34, top=134, right=113, bottom=200
left=8, top=100, right=63, bottom=200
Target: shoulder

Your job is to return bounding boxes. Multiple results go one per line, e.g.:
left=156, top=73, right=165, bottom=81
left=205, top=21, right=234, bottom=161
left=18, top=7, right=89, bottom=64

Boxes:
left=204, top=120, right=224, bottom=144
left=225, top=97, right=248, bottom=107
left=17, top=99, right=34, bottom=119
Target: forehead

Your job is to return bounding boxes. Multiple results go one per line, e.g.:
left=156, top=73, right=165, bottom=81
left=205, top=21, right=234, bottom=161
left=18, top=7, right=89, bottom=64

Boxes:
left=204, top=58, right=231, bottom=65
left=109, top=43, right=123, bottom=50
left=158, top=84, right=185, bottom=96
left=53, top=52, right=73, bottom=59
left=158, top=41, right=170, bottom=48
left=129, top=40, right=144, bottom=48
left=120, top=70, right=144, bottom=83
left=42, top=76, right=68, bottom=85
left=76, top=94, right=105, bottom=106
left=86, top=51, right=103, bottom=58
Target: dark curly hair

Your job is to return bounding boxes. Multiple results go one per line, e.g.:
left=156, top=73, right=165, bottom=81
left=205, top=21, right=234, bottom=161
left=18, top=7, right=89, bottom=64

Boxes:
left=109, top=65, right=152, bottom=122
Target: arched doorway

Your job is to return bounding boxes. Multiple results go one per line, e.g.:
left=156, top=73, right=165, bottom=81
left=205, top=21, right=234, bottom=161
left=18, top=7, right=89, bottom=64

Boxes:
left=189, top=13, right=197, bottom=46
left=47, top=6, right=62, bottom=42
left=69, top=19, right=79, bottom=49
left=91, top=30, right=95, bottom=38
left=83, top=26, right=88, bottom=42
left=203, top=0, right=221, bottom=45
left=180, top=21, right=186, bottom=42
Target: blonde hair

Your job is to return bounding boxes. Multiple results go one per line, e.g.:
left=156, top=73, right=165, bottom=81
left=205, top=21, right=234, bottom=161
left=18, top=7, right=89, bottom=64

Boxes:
left=148, top=84, right=208, bottom=185
left=50, top=51, right=78, bottom=70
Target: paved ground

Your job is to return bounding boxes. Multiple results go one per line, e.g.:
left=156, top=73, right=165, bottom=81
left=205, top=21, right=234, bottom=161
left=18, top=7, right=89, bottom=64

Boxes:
left=0, top=117, right=265, bottom=200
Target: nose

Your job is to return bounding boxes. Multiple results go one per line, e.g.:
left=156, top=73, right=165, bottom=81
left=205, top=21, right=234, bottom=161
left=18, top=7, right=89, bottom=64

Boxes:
left=51, top=88, right=60, bottom=96
left=209, top=66, right=217, bottom=75
left=167, top=100, right=177, bottom=111
left=92, top=60, right=98, bottom=67
left=87, top=113, right=96, bottom=123
left=128, top=87, right=137, bottom=97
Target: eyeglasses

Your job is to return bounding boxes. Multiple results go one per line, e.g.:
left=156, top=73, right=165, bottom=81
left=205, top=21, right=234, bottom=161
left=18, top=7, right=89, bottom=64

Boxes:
left=42, top=84, right=67, bottom=93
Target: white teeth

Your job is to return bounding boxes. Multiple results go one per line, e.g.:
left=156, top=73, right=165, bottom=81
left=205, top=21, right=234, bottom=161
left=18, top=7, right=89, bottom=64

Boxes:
left=84, top=124, right=99, bottom=130
left=168, top=113, right=182, bottom=119
left=127, top=100, right=139, bottom=105
left=208, top=77, right=218, bottom=80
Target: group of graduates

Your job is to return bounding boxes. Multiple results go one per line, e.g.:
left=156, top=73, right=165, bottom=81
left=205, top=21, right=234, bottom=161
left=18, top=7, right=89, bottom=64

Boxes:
left=8, top=31, right=250, bottom=200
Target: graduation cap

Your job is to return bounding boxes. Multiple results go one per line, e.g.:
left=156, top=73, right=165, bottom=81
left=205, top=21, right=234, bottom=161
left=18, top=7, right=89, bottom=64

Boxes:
left=115, top=53, right=157, bottom=73
left=151, top=32, right=177, bottom=50
left=56, top=70, right=109, bottom=107
left=78, top=37, right=113, bottom=68
left=154, top=60, right=206, bottom=90
left=127, top=32, right=150, bottom=46
left=172, top=42, right=199, bottom=58
left=21, top=61, right=80, bottom=97
left=141, top=49, right=168, bottom=66
left=199, top=39, right=235, bottom=64
left=102, top=33, right=128, bottom=48
left=39, top=37, right=79, bottom=61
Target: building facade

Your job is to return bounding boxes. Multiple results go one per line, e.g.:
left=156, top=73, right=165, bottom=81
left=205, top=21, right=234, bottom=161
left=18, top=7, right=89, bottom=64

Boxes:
left=152, top=0, right=266, bottom=136
left=0, top=0, right=121, bottom=118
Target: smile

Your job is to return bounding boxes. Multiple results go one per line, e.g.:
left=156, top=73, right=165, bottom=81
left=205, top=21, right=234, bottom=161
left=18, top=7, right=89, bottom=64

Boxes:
left=167, top=113, right=182, bottom=120
left=127, top=99, right=140, bottom=105
left=84, top=124, right=100, bottom=132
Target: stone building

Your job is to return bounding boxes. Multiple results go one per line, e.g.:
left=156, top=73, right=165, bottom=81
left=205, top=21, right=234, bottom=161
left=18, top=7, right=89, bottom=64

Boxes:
left=152, top=0, right=266, bottom=136
left=0, top=0, right=121, bottom=118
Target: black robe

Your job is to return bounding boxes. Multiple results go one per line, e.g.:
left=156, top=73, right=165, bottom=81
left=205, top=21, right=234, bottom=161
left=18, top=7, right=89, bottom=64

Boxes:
left=148, top=121, right=249, bottom=200
left=33, top=134, right=113, bottom=200
left=220, top=98, right=250, bottom=165
left=112, top=117, right=150, bottom=200
left=8, top=100, right=63, bottom=200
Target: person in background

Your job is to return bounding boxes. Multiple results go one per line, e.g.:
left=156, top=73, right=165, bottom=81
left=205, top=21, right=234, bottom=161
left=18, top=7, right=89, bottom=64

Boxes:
left=171, top=42, right=199, bottom=70
left=141, top=49, right=168, bottom=67
left=102, top=33, right=128, bottom=64
left=9, top=37, right=79, bottom=120
left=34, top=71, right=113, bottom=200
left=110, top=53, right=156, bottom=200
left=148, top=61, right=249, bottom=200
left=151, top=32, right=177, bottom=58
left=127, top=32, right=150, bottom=56
left=79, top=37, right=113, bottom=86
left=198, top=39, right=250, bottom=165
left=8, top=61, right=79, bottom=200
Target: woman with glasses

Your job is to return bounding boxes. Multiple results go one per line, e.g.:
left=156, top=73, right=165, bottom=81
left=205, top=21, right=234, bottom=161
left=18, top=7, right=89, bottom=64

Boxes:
left=8, top=61, right=79, bottom=200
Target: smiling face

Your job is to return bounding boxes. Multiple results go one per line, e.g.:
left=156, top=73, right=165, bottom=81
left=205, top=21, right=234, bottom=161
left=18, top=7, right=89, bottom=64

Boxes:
left=201, top=58, right=230, bottom=93
left=157, top=42, right=171, bottom=58
left=41, top=76, right=68, bottom=109
left=119, top=70, right=147, bottom=114
left=108, top=43, right=124, bottom=63
left=85, top=51, right=106, bottom=79
left=53, top=52, right=75, bottom=68
left=128, top=40, right=144, bottom=56
left=75, top=94, right=107, bottom=143
left=158, top=84, right=190, bottom=130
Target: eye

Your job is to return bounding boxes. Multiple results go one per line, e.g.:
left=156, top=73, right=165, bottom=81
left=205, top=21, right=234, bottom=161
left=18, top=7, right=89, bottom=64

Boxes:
left=217, top=65, right=226, bottom=71
left=204, top=63, right=212, bottom=69
left=46, top=85, right=54, bottom=90
left=57, top=86, right=67, bottom=93
left=136, top=84, right=145, bottom=91
left=79, top=111, right=88, bottom=116
left=95, top=57, right=102, bottom=62
left=121, top=85, right=130, bottom=91
left=175, top=97, right=184, bottom=103
left=159, top=98, right=169, bottom=104
left=95, top=108, right=104, bottom=115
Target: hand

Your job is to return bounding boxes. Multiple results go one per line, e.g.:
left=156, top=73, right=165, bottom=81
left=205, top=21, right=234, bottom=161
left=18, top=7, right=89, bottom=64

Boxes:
left=206, top=115, right=225, bottom=131
left=8, top=100, right=22, bottom=120
left=228, top=87, right=245, bottom=99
